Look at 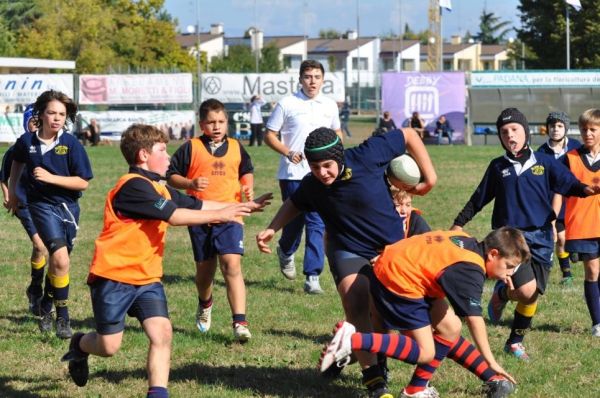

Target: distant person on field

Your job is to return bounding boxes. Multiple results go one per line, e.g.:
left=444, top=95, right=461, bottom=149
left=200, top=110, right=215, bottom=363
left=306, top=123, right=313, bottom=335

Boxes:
left=249, top=95, right=266, bottom=146
left=339, top=101, right=352, bottom=138
left=264, top=59, right=342, bottom=294
left=7, top=90, right=93, bottom=340
left=86, top=118, right=100, bottom=146
left=320, top=228, right=526, bottom=398
left=167, top=99, right=256, bottom=342
left=562, top=109, right=600, bottom=337
left=257, top=127, right=437, bottom=398
left=0, top=104, right=48, bottom=317
left=60, top=123, right=271, bottom=396
left=436, top=115, right=453, bottom=145
left=378, top=111, right=397, bottom=132
left=410, top=111, right=426, bottom=139
left=451, top=108, right=600, bottom=361
left=536, top=111, right=581, bottom=285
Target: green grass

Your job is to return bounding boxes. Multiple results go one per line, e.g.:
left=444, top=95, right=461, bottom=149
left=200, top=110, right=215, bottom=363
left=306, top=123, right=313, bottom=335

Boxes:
left=1, top=125, right=599, bottom=397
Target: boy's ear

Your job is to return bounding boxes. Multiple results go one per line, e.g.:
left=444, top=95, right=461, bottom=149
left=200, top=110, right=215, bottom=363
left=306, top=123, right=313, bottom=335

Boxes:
left=137, top=147, right=149, bottom=164
left=487, top=248, right=499, bottom=260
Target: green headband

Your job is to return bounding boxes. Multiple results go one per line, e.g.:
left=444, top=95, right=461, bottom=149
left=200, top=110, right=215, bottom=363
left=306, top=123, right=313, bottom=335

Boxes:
left=305, top=136, right=340, bottom=152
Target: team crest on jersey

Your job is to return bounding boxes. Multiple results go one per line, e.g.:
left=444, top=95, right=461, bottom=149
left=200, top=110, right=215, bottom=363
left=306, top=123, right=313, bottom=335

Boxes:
left=450, top=236, right=465, bottom=249
left=29, top=145, right=37, bottom=154
left=154, top=198, right=168, bottom=210
left=212, top=160, right=226, bottom=176
left=55, top=145, right=68, bottom=155
left=340, top=167, right=352, bottom=181
left=531, top=165, right=545, bottom=176
left=501, top=168, right=511, bottom=178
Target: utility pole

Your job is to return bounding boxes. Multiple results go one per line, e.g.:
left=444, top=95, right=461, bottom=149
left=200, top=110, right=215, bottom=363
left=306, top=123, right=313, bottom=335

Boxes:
left=427, top=0, right=441, bottom=71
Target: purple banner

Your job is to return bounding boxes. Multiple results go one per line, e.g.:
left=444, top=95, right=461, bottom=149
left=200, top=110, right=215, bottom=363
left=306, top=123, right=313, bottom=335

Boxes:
left=382, top=72, right=466, bottom=142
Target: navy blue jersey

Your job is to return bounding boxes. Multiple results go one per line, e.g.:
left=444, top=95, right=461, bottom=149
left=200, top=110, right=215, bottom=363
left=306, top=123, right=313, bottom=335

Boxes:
left=455, top=151, right=587, bottom=230
left=1, top=145, right=29, bottom=204
left=13, top=131, right=93, bottom=204
left=291, top=129, right=406, bottom=259
left=537, top=138, right=582, bottom=220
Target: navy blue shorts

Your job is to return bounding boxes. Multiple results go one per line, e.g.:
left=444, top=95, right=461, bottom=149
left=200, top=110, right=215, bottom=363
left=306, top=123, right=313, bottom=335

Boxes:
left=16, top=205, right=38, bottom=239
left=566, top=238, right=600, bottom=261
left=188, top=221, right=244, bottom=262
left=89, top=277, right=169, bottom=335
left=29, top=201, right=80, bottom=254
left=511, top=225, right=554, bottom=294
left=363, top=267, right=431, bottom=331
left=325, top=244, right=371, bottom=286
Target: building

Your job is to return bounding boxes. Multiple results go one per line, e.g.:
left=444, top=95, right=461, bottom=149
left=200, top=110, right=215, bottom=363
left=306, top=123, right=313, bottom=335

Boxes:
left=379, top=39, right=420, bottom=72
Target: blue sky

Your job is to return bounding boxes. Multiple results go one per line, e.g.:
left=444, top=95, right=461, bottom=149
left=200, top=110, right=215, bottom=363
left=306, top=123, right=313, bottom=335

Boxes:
left=164, top=0, right=523, bottom=39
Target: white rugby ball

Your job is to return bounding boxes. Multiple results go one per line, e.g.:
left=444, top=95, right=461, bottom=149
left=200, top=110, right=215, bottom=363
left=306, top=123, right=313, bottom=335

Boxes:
left=387, top=154, right=421, bottom=189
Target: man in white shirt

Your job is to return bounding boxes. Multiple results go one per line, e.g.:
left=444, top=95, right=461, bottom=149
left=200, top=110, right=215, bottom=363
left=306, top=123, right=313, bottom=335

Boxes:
left=249, top=95, right=266, bottom=146
left=265, top=60, right=342, bottom=294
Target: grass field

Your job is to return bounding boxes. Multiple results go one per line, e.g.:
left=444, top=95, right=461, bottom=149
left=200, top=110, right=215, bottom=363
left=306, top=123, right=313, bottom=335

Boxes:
left=1, top=124, right=599, bottom=398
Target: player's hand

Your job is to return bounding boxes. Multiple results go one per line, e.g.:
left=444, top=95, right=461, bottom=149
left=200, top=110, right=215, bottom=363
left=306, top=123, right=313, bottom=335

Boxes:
left=32, top=167, right=54, bottom=183
left=242, top=185, right=254, bottom=201
left=248, top=192, right=273, bottom=212
left=409, top=180, right=433, bottom=196
left=5, top=195, right=19, bottom=215
left=286, top=151, right=304, bottom=164
left=256, top=229, right=275, bottom=253
left=585, top=184, right=600, bottom=195
left=449, top=225, right=463, bottom=231
left=488, top=363, right=516, bottom=384
left=190, top=176, right=209, bottom=191
left=216, top=203, right=254, bottom=223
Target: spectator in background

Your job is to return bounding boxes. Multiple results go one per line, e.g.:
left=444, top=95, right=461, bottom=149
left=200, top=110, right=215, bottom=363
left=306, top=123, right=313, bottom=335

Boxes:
left=436, top=114, right=454, bottom=145
left=410, top=111, right=426, bottom=139
left=87, top=119, right=100, bottom=146
left=249, top=95, right=266, bottom=146
left=378, top=111, right=397, bottom=132
left=339, top=101, right=352, bottom=138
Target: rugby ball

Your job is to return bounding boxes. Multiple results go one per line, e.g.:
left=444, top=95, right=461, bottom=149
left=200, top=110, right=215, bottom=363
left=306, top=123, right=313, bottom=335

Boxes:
left=387, top=154, right=421, bottom=189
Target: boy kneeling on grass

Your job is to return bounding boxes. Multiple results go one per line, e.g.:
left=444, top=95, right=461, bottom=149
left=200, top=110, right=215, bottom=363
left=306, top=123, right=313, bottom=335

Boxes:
left=321, top=227, right=528, bottom=398
left=60, top=124, right=272, bottom=398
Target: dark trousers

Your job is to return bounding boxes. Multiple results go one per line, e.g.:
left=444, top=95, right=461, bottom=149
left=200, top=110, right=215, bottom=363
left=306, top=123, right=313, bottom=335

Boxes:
left=250, top=123, right=264, bottom=146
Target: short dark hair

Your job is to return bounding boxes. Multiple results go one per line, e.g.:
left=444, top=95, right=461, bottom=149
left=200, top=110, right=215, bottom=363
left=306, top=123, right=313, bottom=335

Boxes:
left=33, top=90, right=78, bottom=130
left=300, top=59, right=325, bottom=78
left=484, top=227, right=530, bottom=264
left=199, top=98, right=227, bottom=122
left=120, top=124, right=169, bottom=166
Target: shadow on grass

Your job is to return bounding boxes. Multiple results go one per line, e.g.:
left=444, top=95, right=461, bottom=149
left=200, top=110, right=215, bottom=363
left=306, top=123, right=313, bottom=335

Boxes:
left=0, top=375, right=52, bottom=398
left=96, top=363, right=359, bottom=397
left=267, top=328, right=331, bottom=344
left=162, top=274, right=298, bottom=294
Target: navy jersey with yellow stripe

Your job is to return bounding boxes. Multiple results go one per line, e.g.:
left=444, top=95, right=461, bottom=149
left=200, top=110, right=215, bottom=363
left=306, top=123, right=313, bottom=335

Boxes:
left=13, top=131, right=93, bottom=204
left=291, top=129, right=406, bottom=259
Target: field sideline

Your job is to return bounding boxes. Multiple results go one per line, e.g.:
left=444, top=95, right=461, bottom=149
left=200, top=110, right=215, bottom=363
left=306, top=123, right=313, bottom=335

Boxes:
left=0, top=126, right=598, bottom=398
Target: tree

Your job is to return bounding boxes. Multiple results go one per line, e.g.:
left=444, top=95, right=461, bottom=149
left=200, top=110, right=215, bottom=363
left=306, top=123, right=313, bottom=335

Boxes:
left=0, top=17, right=16, bottom=56
left=518, top=0, right=600, bottom=69
left=259, top=43, right=282, bottom=72
left=209, top=45, right=255, bottom=72
left=319, top=29, right=342, bottom=39
left=12, top=0, right=194, bottom=73
left=473, top=10, right=512, bottom=44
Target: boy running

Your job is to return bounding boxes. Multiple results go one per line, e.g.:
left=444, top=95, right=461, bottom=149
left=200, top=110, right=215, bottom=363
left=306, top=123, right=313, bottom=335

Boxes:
left=451, top=108, right=600, bottom=360
left=167, top=98, right=256, bottom=342
left=7, top=90, right=93, bottom=339
left=60, top=124, right=270, bottom=397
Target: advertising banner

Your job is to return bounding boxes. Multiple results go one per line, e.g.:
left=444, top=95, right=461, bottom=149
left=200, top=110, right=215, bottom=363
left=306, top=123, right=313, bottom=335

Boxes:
left=79, top=110, right=195, bottom=139
left=471, top=71, right=600, bottom=87
left=0, top=74, right=73, bottom=104
left=79, top=73, right=193, bottom=105
left=382, top=72, right=466, bottom=142
left=0, top=113, right=25, bottom=143
left=200, top=72, right=346, bottom=103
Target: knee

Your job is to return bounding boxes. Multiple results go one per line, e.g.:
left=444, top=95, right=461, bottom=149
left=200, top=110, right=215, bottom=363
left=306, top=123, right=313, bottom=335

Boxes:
left=416, top=346, right=435, bottom=364
left=151, top=323, right=173, bottom=348
left=220, top=262, right=242, bottom=278
left=98, top=338, right=122, bottom=357
left=511, top=281, right=537, bottom=303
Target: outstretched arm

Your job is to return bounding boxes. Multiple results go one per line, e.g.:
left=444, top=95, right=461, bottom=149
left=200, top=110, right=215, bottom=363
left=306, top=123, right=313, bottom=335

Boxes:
left=256, top=198, right=301, bottom=254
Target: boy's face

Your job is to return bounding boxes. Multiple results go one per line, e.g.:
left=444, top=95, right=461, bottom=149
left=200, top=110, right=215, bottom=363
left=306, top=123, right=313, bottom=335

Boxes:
left=28, top=117, right=38, bottom=133
left=548, top=121, right=566, bottom=141
left=300, top=68, right=323, bottom=99
left=393, top=196, right=412, bottom=217
left=308, top=159, right=339, bottom=186
left=580, top=123, right=600, bottom=149
left=200, top=110, right=228, bottom=143
left=499, top=122, right=527, bottom=154
left=485, top=249, right=521, bottom=282
left=41, top=100, right=66, bottom=136
left=143, top=142, right=170, bottom=176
